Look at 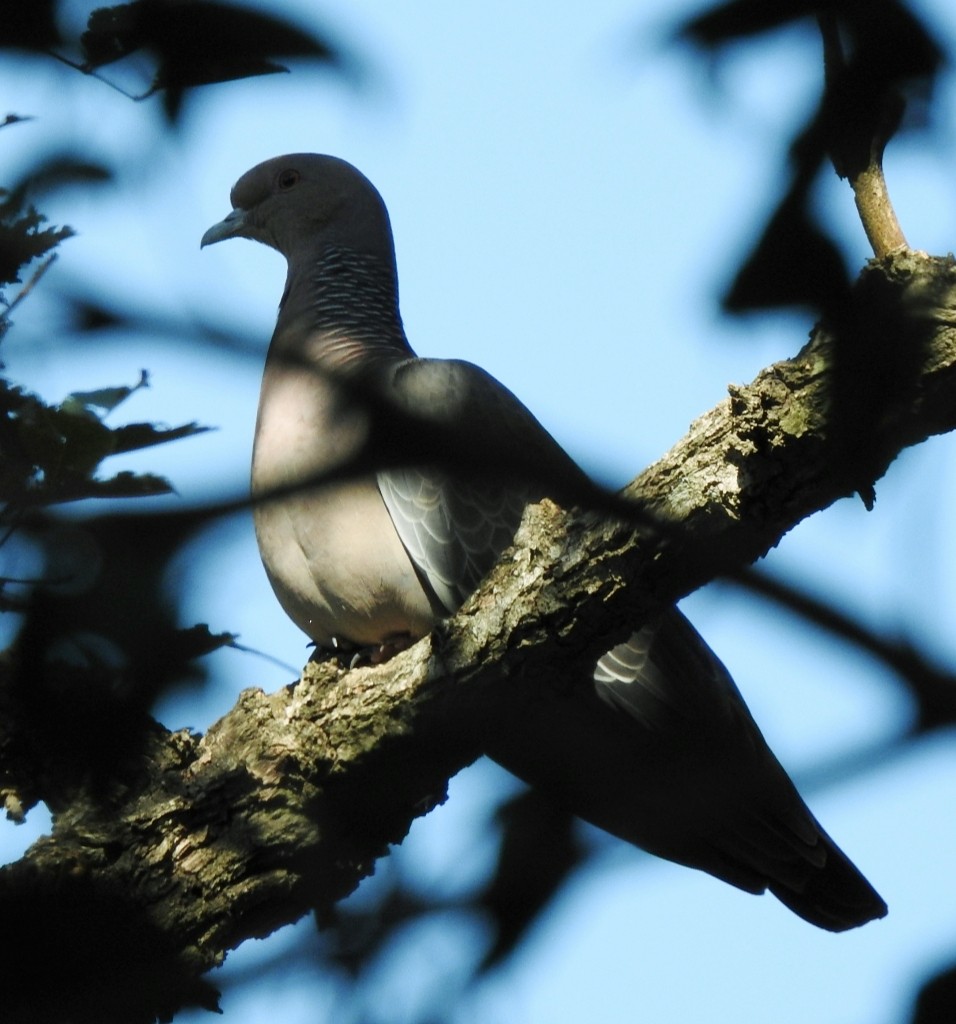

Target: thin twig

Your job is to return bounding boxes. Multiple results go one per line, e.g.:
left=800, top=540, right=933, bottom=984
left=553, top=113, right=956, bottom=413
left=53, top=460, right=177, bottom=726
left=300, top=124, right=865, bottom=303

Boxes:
left=817, top=14, right=908, bottom=258
left=1, top=253, right=59, bottom=322
left=45, top=51, right=148, bottom=102
left=228, top=640, right=300, bottom=676
left=850, top=159, right=908, bottom=258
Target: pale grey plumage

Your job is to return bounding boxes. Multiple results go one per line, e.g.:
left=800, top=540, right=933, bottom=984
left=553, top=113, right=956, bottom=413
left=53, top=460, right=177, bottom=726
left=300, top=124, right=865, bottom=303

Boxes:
left=378, top=466, right=527, bottom=613
left=202, top=153, right=887, bottom=930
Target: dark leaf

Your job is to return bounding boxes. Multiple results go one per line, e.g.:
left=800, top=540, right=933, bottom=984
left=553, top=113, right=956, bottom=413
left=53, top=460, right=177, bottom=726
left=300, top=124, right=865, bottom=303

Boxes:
left=109, top=420, right=210, bottom=457
left=81, top=0, right=340, bottom=120
left=81, top=3, right=146, bottom=67
left=477, top=788, right=585, bottom=969
left=326, top=888, right=433, bottom=977
left=1, top=113, right=36, bottom=129
left=912, top=961, right=956, bottom=1024
left=61, top=370, right=149, bottom=418
left=63, top=294, right=129, bottom=332
left=0, top=376, right=208, bottom=508
left=67, top=470, right=177, bottom=500
left=0, top=506, right=222, bottom=847
left=679, top=0, right=835, bottom=45
left=0, top=203, right=73, bottom=289
left=9, top=155, right=113, bottom=198
left=723, top=178, right=850, bottom=315
left=680, top=0, right=939, bottom=73
left=0, top=0, right=62, bottom=53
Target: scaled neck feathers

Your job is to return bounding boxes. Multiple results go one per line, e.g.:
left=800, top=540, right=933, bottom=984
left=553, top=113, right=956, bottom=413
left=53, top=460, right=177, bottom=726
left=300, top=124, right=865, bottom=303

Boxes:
left=276, top=244, right=412, bottom=359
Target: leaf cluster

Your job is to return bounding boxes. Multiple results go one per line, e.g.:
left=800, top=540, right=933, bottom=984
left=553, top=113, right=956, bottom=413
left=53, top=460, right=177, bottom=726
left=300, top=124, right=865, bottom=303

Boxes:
left=1, top=0, right=345, bottom=121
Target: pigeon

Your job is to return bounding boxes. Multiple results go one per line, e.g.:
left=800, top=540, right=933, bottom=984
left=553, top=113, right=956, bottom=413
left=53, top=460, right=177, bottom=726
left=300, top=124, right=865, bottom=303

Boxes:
left=202, top=153, right=887, bottom=930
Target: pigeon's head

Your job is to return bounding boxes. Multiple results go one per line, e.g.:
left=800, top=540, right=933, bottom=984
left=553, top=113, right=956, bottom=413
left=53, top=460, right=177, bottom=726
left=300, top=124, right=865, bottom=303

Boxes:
left=201, top=153, right=392, bottom=260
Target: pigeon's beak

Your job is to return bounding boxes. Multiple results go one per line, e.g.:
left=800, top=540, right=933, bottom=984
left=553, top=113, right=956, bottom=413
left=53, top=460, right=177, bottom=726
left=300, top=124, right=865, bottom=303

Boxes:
left=201, top=207, right=249, bottom=248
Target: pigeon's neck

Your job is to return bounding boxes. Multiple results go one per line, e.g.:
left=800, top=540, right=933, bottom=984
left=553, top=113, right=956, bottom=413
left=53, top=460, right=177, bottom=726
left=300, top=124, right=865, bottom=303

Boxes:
left=278, top=244, right=411, bottom=357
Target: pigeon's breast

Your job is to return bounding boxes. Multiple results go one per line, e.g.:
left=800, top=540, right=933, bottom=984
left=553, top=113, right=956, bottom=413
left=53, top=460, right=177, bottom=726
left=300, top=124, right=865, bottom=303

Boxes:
left=251, top=351, right=438, bottom=647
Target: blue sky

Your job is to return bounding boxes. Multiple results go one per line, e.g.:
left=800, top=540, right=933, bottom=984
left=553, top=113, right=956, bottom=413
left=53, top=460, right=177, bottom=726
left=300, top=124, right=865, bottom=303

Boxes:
left=3, top=0, right=956, bottom=1021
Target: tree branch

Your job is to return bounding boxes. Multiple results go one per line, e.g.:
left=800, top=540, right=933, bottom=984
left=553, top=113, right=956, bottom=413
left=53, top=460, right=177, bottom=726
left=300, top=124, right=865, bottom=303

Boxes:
left=818, top=13, right=909, bottom=257
left=3, top=251, right=956, bottom=1021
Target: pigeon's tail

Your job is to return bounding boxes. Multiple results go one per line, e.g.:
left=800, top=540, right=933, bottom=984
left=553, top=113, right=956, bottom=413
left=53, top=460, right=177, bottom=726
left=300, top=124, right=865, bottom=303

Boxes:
left=767, top=826, right=887, bottom=931
left=588, top=610, right=888, bottom=931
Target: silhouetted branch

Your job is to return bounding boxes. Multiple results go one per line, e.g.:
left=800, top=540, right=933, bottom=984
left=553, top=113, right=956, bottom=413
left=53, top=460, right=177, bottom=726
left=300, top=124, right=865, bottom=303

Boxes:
left=731, top=566, right=956, bottom=733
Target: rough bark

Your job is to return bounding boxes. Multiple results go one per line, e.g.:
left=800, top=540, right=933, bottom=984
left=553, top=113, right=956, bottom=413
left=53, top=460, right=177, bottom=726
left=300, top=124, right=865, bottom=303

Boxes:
left=2, top=251, right=956, bottom=1021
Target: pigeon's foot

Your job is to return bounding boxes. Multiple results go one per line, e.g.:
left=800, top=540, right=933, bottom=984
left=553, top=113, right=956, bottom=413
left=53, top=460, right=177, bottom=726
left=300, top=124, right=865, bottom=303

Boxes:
left=363, top=632, right=416, bottom=666
left=310, top=632, right=417, bottom=668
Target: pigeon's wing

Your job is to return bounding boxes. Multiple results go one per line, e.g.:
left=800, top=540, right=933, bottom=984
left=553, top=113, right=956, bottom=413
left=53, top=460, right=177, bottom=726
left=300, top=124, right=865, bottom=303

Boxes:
left=381, top=356, right=595, bottom=502
left=594, top=609, right=752, bottom=731
left=377, top=465, right=528, bottom=614
left=376, top=355, right=590, bottom=613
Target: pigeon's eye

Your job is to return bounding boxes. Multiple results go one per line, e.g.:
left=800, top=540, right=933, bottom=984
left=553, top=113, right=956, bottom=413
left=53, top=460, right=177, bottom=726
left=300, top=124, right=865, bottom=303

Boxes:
left=277, top=169, right=300, bottom=191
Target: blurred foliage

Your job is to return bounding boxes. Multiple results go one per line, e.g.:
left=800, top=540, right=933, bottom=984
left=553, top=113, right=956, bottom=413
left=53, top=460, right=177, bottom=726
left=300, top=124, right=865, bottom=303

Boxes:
left=0, top=205, right=70, bottom=293
left=77, top=0, right=339, bottom=119
left=2, top=0, right=62, bottom=53
left=0, top=1, right=954, bottom=1023
left=318, top=788, right=586, bottom=980
left=0, top=373, right=207, bottom=508
left=0, top=108, right=235, bottom=829
left=1, top=0, right=344, bottom=121
left=678, top=0, right=943, bottom=316
left=912, top=962, right=956, bottom=1024
left=3, top=867, right=221, bottom=1024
